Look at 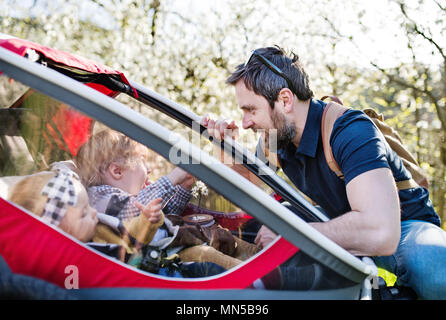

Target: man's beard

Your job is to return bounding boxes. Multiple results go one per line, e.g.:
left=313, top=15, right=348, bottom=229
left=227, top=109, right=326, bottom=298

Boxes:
left=266, top=110, right=297, bottom=150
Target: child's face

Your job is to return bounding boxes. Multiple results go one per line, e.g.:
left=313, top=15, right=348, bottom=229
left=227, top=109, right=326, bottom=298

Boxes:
left=120, top=155, right=151, bottom=195
left=59, top=179, right=98, bottom=242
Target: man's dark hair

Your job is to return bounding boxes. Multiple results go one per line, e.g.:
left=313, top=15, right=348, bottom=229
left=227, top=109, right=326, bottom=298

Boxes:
left=226, top=46, right=313, bottom=108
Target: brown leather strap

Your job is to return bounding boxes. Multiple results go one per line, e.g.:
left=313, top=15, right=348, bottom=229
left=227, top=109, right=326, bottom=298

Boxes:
left=321, top=101, right=420, bottom=191
left=396, top=178, right=418, bottom=190
left=321, top=95, right=343, bottom=105
left=321, top=102, right=349, bottom=179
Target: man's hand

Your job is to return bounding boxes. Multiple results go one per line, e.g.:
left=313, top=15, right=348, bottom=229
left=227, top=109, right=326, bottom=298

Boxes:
left=201, top=115, right=239, bottom=141
left=201, top=115, right=262, bottom=186
left=254, top=225, right=278, bottom=249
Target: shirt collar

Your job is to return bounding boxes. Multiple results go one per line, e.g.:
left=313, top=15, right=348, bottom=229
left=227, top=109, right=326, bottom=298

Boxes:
left=278, top=99, right=325, bottom=159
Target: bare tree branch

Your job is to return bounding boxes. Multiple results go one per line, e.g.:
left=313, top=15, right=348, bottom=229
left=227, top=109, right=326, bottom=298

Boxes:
left=150, top=0, right=160, bottom=45
left=398, top=1, right=446, bottom=61
left=90, top=0, right=106, bottom=9
left=433, top=0, right=446, bottom=11
left=371, top=61, right=445, bottom=128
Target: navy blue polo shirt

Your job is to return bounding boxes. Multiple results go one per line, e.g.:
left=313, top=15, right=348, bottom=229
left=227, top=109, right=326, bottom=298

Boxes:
left=276, top=99, right=440, bottom=226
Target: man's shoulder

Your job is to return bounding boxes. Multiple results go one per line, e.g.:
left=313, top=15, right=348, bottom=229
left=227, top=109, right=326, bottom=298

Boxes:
left=337, top=108, right=371, bottom=125
left=329, top=108, right=392, bottom=184
left=331, top=108, right=379, bottom=141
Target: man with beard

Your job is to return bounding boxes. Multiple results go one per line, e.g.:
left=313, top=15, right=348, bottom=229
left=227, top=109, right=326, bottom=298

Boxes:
left=201, top=46, right=446, bottom=299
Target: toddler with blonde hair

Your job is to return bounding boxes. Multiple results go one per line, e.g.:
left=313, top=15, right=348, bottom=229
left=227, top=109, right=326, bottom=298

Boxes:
left=8, top=168, right=164, bottom=262
left=75, top=129, right=256, bottom=270
left=75, top=129, right=193, bottom=220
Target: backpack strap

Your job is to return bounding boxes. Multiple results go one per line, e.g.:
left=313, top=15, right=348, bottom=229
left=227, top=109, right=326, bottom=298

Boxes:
left=321, top=100, right=421, bottom=190
left=395, top=178, right=419, bottom=190
left=321, top=101, right=350, bottom=180
left=320, top=95, right=344, bottom=106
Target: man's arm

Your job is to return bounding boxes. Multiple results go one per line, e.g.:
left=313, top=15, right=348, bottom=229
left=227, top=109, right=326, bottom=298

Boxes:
left=310, top=167, right=401, bottom=257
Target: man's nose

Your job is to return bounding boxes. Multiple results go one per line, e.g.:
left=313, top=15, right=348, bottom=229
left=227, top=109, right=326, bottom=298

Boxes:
left=242, top=116, right=254, bottom=130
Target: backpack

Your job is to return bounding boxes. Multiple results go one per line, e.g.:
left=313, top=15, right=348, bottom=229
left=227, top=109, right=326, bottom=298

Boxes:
left=320, top=96, right=429, bottom=190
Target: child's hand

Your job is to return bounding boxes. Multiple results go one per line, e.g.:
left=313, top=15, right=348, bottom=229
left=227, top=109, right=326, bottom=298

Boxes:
left=179, top=173, right=195, bottom=190
left=135, top=198, right=163, bottom=224
left=167, top=167, right=195, bottom=190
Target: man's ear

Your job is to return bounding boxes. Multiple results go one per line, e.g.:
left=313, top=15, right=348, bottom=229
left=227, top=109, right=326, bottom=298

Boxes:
left=107, top=162, right=123, bottom=180
left=278, top=88, right=294, bottom=113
